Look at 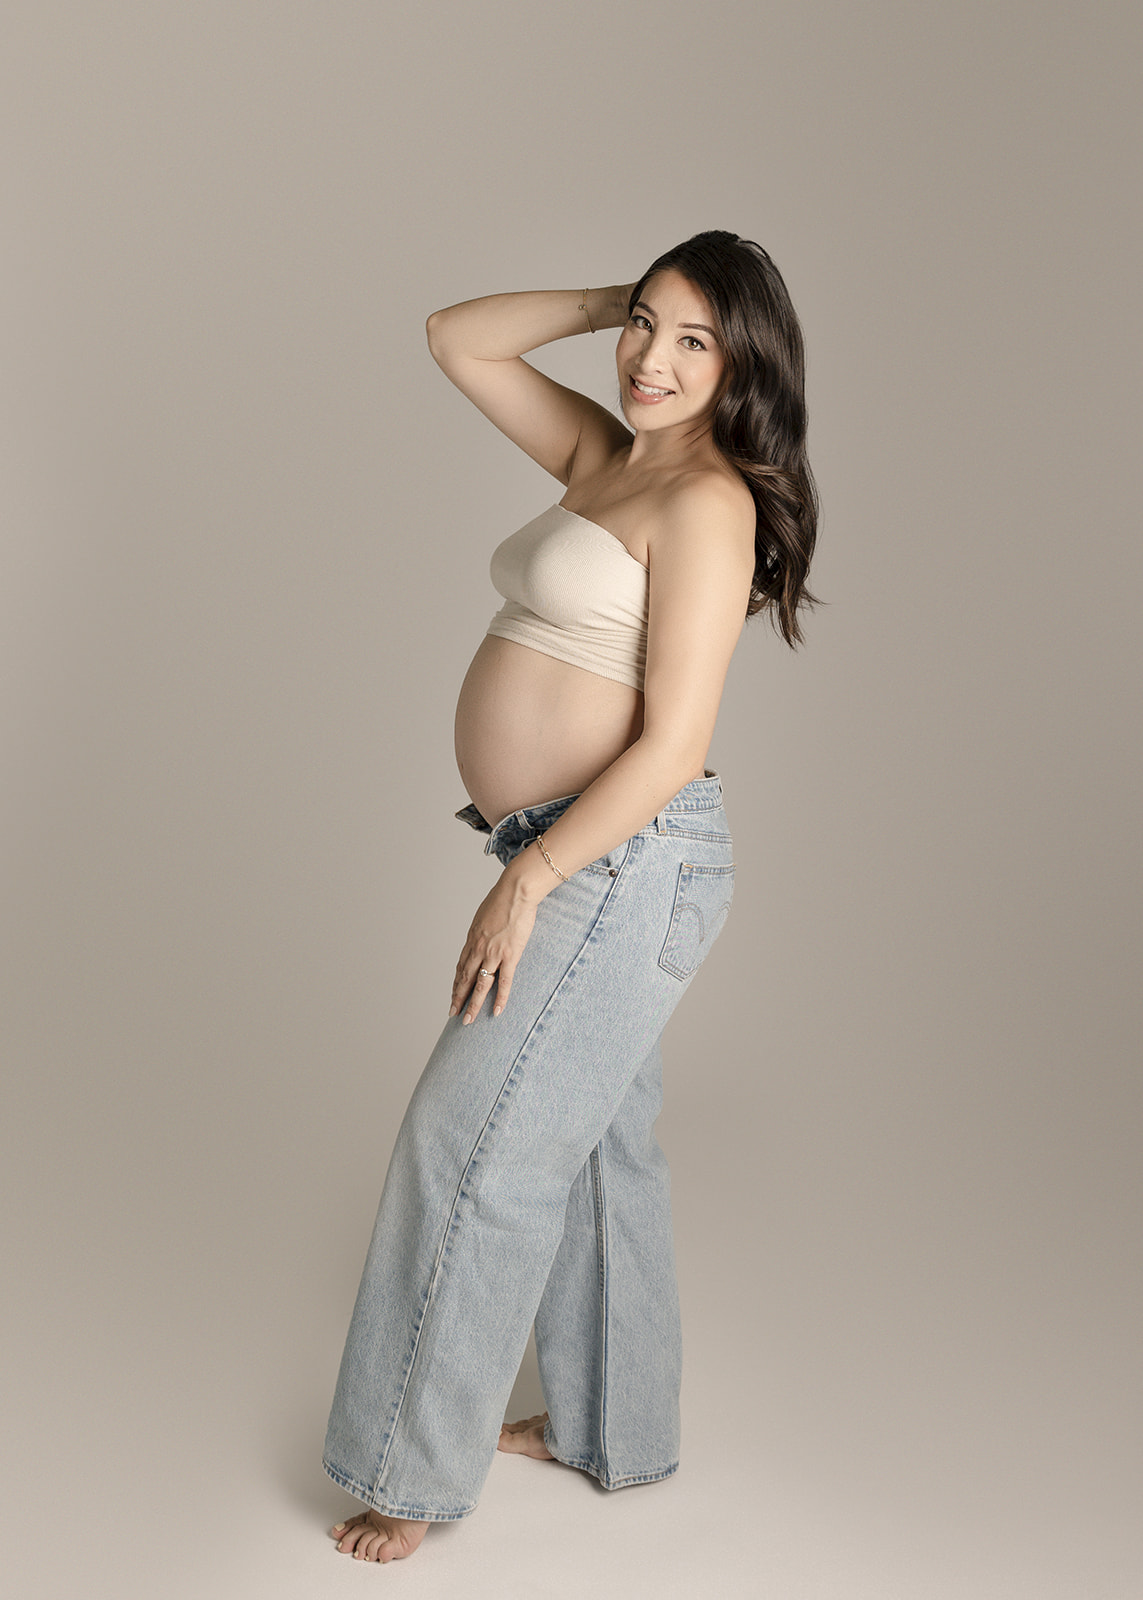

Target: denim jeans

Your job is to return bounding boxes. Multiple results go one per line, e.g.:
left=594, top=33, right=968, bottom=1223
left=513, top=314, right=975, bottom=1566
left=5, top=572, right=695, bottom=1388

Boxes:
left=322, top=771, right=735, bottom=1519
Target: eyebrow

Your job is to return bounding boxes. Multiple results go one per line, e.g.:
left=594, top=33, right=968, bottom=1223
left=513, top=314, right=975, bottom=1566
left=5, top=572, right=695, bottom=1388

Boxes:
left=633, top=299, right=718, bottom=339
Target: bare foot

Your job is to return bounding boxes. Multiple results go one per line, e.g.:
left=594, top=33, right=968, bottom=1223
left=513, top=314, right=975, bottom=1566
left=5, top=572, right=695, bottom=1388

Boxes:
left=329, top=1509, right=430, bottom=1563
left=498, top=1412, right=555, bottom=1459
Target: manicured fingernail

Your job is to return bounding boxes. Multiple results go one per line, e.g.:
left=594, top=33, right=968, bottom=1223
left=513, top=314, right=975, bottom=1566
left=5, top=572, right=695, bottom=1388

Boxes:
left=333, top=1522, right=345, bottom=1532
left=493, top=1005, right=502, bottom=1016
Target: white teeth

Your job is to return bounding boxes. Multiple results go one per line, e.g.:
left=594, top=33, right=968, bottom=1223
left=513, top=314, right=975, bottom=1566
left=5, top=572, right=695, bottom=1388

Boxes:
left=634, top=380, right=672, bottom=397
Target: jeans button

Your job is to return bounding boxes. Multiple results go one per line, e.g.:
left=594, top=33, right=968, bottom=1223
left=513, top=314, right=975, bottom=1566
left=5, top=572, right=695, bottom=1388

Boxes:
left=609, top=868, right=618, bottom=877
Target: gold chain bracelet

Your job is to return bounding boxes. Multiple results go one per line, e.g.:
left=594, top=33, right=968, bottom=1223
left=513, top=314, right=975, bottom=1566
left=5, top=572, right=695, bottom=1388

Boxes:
left=535, top=832, right=569, bottom=881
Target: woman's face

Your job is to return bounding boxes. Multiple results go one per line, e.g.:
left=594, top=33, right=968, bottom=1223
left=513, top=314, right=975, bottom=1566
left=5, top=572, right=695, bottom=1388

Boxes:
left=615, top=269, right=727, bottom=436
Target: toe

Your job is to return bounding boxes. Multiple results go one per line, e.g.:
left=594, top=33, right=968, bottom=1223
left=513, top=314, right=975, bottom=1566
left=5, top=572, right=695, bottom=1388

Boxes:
left=364, top=1528, right=392, bottom=1562
left=380, top=1526, right=415, bottom=1563
left=337, top=1517, right=370, bottom=1554
left=501, top=1411, right=547, bottom=1437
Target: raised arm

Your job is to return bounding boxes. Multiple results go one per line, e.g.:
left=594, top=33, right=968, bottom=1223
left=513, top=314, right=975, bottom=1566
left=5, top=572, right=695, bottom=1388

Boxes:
left=426, top=285, right=635, bottom=483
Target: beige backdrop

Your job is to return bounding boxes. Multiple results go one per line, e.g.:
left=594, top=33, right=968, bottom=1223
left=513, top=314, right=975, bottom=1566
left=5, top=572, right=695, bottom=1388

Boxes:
left=3, top=3, right=1140, bottom=1597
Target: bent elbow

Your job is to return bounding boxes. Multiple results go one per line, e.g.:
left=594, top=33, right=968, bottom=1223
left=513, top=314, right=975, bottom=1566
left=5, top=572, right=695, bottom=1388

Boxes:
left=427, top=307, right=465, bottom=364
left=425, top=309, right=446, bottom=357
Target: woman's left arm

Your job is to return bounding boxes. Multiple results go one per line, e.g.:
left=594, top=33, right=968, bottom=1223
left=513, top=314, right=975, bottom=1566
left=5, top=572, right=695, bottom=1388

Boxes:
left=450, top=479, right=756, bottom=1023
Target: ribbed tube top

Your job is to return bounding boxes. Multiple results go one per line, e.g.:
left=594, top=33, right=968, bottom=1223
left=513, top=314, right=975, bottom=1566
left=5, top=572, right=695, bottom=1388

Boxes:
left=485, top=503, right=649, bottom=691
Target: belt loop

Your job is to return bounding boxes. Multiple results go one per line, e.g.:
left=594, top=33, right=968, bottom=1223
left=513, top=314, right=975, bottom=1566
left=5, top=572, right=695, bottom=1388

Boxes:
left=655, top=809, right=667, bottom=833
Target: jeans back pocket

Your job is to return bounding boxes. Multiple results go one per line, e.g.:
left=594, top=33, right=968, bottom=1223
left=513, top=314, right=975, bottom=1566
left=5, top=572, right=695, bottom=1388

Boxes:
left=658, top=862, right=736, bottom=980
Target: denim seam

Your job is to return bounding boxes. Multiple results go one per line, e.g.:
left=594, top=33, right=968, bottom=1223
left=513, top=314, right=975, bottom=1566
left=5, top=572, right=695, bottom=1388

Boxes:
left=369, top=864, right=625, bottom=1504
left=658, top=798, right=724, bottom=818
left=321, top=1456, right=476, bottom=1521
left=576, top=834, right=634, bottom=879
left=539, top=1438, right=680, bottom=1490
left=656, top=828, right=734, bottom=843
left=590, top=1143, right=611, bottom=1481
left=369, top=1028, right=548, bottom=1495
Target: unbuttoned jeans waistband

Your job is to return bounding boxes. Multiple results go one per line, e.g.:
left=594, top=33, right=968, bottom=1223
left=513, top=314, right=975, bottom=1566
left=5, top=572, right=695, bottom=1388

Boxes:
left=454, top=770, right=727, bottom=858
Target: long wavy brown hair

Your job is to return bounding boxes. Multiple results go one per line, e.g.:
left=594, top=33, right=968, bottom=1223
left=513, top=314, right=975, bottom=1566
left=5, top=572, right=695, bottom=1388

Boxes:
left=628, top=231, right=820, bottom=646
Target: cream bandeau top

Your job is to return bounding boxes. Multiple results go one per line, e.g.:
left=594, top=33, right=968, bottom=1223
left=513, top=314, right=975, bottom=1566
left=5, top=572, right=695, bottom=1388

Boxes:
left=485, top=503, right=649, bottom=691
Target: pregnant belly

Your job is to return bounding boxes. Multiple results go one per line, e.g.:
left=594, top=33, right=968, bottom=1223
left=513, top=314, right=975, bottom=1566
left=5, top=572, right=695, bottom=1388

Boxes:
left=454, top=635, right=645, bottom=830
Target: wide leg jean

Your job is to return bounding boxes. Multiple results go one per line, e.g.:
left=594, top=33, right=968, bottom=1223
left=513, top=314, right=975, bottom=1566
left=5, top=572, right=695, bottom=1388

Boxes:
left=322, top=771, right=735, bottom=1520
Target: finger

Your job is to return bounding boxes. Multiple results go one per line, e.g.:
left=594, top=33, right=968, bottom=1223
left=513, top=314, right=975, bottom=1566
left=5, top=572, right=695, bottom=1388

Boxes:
left=448, top=974, right=466, bottom=1016
left=451, top=956, right=483, bottom=1015
left=449, top=948, right=482, bottom=1016
left=461, top=967, right=498, bottom=1025
left=491, top=959, right=516, bottom=1016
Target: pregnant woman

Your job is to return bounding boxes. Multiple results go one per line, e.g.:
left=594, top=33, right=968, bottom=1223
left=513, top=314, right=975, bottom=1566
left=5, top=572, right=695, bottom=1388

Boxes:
left=324, top=229, right=818, bottom=1563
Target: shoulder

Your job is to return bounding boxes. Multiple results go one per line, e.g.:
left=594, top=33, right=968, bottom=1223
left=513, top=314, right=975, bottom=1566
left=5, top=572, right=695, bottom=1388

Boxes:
left=663, top=468, right=753, bottom=530
left=640, top=468, right=756, bottom=709
left=652, top=469, right=756, bottom=572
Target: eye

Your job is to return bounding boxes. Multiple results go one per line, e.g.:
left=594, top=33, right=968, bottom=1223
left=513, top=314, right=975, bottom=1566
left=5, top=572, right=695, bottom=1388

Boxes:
left=681, top=335, right=706, bottom=351
left=631, top=313, right=652, bottom=330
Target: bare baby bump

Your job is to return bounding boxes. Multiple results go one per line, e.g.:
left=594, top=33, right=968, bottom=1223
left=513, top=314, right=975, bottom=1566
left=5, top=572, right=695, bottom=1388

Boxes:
left=454, top=636, right=645, bottom=829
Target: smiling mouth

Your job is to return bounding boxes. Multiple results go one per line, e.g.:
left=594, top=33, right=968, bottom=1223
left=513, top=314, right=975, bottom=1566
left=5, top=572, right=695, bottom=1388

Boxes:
left=630, top=378, right=674, bottom=399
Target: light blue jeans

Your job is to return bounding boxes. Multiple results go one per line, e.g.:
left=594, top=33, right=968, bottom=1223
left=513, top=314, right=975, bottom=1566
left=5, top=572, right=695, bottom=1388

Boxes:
left=323, top=771, right=735, bottom=1519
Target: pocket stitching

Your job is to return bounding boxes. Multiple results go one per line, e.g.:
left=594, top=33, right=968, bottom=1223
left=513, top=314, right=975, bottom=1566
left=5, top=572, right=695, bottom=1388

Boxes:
left=658, top=861, right=736, bottom=980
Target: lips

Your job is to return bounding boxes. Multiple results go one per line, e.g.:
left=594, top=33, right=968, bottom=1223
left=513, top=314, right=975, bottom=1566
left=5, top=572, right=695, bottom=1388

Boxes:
left=629, top=376, right=674, bottom=404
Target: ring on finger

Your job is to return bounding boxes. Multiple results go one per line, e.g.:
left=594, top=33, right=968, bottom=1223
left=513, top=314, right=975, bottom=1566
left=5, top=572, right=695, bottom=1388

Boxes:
left=479, top=967, right=496, bottom=978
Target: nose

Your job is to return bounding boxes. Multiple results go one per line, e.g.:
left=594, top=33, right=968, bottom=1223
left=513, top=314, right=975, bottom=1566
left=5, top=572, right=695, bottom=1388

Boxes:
left=639, top=325, right=671, bottom=374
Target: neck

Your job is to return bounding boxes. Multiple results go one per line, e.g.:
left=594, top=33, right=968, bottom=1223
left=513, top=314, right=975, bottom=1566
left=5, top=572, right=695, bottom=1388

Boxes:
left=624, top=419, right=721, bottom=473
